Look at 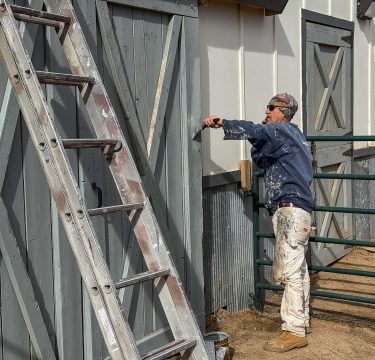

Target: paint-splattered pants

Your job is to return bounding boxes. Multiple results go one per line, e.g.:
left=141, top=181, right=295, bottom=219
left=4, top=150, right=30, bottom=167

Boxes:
left=272, top=207, right=312, bottom=337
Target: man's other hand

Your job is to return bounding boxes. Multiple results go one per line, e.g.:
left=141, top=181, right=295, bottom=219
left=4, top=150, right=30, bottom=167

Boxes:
left=203, top=115, right=223, bottom=128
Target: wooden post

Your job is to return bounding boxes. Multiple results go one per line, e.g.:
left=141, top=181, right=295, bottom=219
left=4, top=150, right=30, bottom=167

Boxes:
left=240, top=160, right=252, bottom=192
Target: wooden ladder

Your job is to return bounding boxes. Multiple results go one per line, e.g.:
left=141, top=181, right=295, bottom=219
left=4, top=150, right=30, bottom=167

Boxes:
left=0, top=0, right=209, bottom=359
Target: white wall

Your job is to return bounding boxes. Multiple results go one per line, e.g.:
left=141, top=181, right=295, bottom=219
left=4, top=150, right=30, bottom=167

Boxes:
left=199, top=0, right=375, bottom=175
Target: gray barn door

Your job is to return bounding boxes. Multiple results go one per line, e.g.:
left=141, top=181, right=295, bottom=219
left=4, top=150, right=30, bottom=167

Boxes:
left=0, top=0, right=202, bottom=358
left=305, top=19, right=354, bottom=266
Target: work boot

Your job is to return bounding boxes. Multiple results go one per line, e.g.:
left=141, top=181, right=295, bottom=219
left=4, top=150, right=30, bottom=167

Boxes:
left=264, top=330, right=308, bottom=352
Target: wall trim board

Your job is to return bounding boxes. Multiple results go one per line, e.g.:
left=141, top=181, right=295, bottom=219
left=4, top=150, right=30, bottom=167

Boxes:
left=227, top=0, right=288, bottom=14
left=106, top=0, right=198, bottom=17
left=353, top=146, right=375, bottom=160
left=202, top=170, right=241, bottom=188
left=301, top=9, right=354, bottom=31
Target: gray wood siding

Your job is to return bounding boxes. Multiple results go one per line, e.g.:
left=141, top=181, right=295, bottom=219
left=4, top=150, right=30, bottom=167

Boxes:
left=0, top=0, right=202, bottom=358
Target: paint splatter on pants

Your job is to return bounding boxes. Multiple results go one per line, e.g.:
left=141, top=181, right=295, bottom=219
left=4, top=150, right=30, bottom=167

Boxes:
left=272, top=207, right=312, bottom=337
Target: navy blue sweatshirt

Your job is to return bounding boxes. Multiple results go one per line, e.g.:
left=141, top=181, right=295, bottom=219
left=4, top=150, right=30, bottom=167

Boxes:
left=222, top=120, right=313, bottom=215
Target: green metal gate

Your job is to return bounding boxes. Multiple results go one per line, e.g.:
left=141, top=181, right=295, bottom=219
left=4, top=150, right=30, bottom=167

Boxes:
left=252, top=135, right=375, bottom=311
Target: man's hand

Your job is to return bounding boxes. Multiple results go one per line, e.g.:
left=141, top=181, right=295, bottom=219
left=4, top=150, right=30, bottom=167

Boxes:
left=203, top=115, right=223, bottom=128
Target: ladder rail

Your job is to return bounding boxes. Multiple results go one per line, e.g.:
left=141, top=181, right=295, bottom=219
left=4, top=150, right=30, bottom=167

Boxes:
left=0, top=2, right=139, bottom=359
left=49, top=1, right=209, bottom=357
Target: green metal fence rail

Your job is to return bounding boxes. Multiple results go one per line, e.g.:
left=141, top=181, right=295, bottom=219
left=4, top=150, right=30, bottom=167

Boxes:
left=252, top=135, right=375, bottom=311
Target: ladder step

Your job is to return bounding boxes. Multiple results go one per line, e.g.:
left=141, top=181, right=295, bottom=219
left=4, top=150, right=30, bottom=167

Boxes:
left=141, top=338, right=197, bottom=360
left=115, top=269, right=170, bottom=289
left=88, top=203, right=144, bottom=217
left=36, top=71, right=95, bottom=86
left=62, top=139, right=121, bottom=150
left=62, top=139, right=121, bottom=159
left=10, top=5, right=71, bottom=27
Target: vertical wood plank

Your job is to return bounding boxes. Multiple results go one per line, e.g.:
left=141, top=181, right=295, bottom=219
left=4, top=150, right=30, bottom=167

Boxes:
left=73, top=1, right=108, bottom=358
left=0, top=55, right=8, bottom=105
left=0, top=197, right=55, bottom=359
left=0, top=0, right=44, bottom=192
left=45, top=15, right=83, bottom=359
left=143, top=11, right=163, bottom=131
left=152, top=12, right=169, bottom=334
left=1, top=119, right=30, bottom=360
left=99, top=6, right=139, bottom=336
left=23, top=25, right=55, bottom=359
left=108, top=8, right=147, bottom=341
left=142, top=10, right=164, bottom=338
left=133, top=9, right=149, bottom=140
left=97, top=1, right=147, bottom=174
left=164, top=29, right=184, bottom=283
left=129, top=258, right=145, bottom=340
left=98, top=1, right=143, bottom=347
left=182, top=16, right=205, bottom=326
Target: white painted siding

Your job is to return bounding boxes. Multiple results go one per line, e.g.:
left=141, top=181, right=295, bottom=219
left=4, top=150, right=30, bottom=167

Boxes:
left=200, top=0, right=375, bottom=175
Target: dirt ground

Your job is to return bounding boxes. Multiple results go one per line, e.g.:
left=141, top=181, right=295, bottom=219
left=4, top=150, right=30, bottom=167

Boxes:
left=205, top=248, right=375, bottom=360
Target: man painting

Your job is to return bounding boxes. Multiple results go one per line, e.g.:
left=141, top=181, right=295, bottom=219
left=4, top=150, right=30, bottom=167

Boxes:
left=203, top=93, right=313, bottom=352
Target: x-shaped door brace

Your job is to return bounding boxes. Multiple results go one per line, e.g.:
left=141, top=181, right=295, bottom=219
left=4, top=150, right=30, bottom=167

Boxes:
left=316, top=164, right=346, bottom=242
left=0, top=1, right=56, bottom=358
left=314, top=43, right=346, bottom=131
left=96, top=1, right=182, bottom=302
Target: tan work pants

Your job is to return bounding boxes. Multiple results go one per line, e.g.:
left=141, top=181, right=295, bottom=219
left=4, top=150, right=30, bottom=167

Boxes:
left=272, top=207, right=312, bottom=337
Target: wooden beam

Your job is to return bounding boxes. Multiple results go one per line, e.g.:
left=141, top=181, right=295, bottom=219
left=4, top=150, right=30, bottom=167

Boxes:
left=240, top=160, right=252, bottom=192
left=0, top=198, right=56, bottom=359
left=146, top=15, right=182, bottom=174
left=358, top=0, right=374, bottom=19
left=107, top=0, right=197, bottom=18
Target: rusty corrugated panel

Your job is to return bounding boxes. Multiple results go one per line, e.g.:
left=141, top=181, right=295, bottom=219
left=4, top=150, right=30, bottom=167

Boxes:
left=203, top=182, right=253, bottom=313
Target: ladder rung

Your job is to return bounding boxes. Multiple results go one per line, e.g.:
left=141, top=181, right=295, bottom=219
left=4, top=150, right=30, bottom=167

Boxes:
left=141, top=338, right=197, bottom=360
left=88, top=203, right=144, bottom=217
left=115, top=269, right=170, bottom=289
left=10, top=5, right=71, bottom=27
left=36, top=71, right=95, bottom=86
left=61, top=139, right=121, bottom=150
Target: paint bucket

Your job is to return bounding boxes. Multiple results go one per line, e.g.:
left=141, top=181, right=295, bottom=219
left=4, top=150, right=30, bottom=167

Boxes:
left=204, top=331, right=230, bottom=360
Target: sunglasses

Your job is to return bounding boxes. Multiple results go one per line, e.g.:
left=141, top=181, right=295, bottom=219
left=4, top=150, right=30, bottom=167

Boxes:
left=267, top=104, right=290, bottom=111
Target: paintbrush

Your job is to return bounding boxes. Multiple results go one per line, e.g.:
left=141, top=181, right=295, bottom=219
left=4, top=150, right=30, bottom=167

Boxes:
left=192, top=118, right=220, bottom=140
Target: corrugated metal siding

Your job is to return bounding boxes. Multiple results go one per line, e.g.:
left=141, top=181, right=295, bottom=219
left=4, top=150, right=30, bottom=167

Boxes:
left=203, top=182, right=254, bottom=313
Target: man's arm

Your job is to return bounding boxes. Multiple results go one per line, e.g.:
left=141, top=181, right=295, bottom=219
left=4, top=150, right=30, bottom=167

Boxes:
left=203, top=116, right=264, bottom=143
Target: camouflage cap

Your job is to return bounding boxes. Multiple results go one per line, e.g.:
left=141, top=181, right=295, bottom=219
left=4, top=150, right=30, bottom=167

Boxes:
left=269, top=93, right=298, bottom=121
